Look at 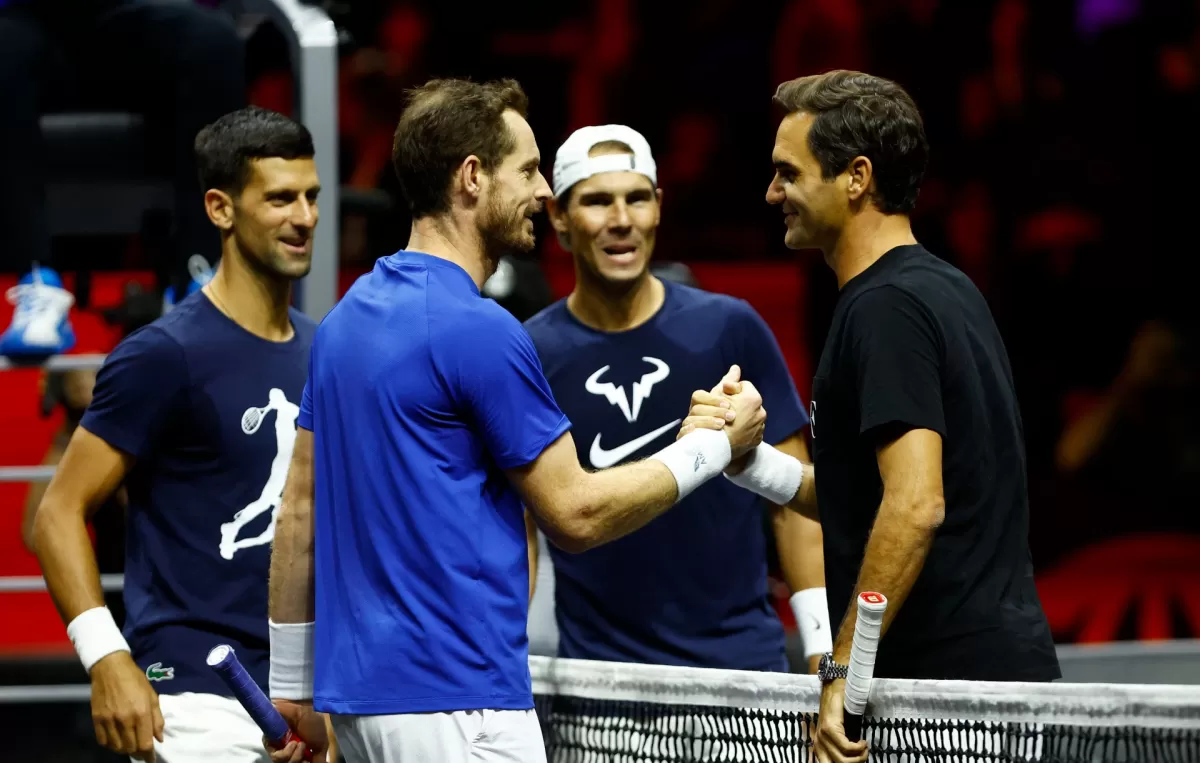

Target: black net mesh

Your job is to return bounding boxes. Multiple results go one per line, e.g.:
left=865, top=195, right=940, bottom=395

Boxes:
left=530, top=662, right=1200, bottom=763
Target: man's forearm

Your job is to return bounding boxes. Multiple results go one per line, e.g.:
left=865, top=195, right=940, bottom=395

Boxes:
left=786, top=463, right=818, bottom=519
left=830, top=497, right=940, bottom=663
left=268, top=503, right=315, bottom=623
left=268, top=431, right=316, bottom=624
left=33, top=502, right=108, bottom=624
left=549, top=459, right=679, bottom=552
left=774, top=506, right=824, bottom=593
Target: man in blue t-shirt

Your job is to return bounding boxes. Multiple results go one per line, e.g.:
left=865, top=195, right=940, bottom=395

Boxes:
left=33, top=107, right=322, bottom=763
left=265, top=78, right=768, bottom=763
left=523, top=125, right=829, bottom=674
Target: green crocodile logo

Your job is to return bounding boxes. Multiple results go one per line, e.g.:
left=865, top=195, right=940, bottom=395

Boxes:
left=146, top=662, right=175, bottom=682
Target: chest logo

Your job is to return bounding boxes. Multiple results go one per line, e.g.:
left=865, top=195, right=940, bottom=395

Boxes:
left=590, top=419, right=681, bottom=469
left=585, top=357, right=670, bottom=423
left=219, top=388, right=300, bottom=560
left=809, top=400, right=817, bottom=439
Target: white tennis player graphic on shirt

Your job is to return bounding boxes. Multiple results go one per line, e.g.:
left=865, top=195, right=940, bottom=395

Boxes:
left=219, top=388, right=299, bottom=560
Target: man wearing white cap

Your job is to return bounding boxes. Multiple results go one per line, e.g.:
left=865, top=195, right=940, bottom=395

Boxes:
left=524, top=125, right=830, bottom=674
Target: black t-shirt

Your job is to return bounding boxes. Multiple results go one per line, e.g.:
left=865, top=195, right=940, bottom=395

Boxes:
left=811, top=244, right=1060, bottom=681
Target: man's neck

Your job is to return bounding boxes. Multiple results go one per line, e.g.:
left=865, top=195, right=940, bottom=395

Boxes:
left=407, top=215, right=492, bottom=289
left=567, top=270, right=665, bottom=333
left=204, top=247, right=293, bottom=342
left=827, top=212, right=919, bottom=289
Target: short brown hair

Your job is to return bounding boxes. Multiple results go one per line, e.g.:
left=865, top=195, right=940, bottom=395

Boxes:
left=392, top=78, right=529, bottom=219
left=773, top=70, right=928, bottom=214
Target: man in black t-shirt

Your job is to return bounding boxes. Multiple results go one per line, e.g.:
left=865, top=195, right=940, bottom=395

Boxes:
left=680, top=71, right=1059, bottom=763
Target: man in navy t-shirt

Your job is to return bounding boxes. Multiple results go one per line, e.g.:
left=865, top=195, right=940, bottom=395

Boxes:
left=33, top=107, right=322, bottom=763
left=524, top=125, right=830, bottom=673
left=265, top=78, right=769, bottom=763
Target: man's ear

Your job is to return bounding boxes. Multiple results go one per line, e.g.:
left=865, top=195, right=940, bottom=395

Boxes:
left=458, top=155, right=485, bottom=202
left=204, top=189, right=235, bottom=231
left=845, top=156, right=873, bottom=204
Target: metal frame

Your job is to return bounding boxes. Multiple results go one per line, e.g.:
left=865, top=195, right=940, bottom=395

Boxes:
left=236, top=0, right=340, bottom=321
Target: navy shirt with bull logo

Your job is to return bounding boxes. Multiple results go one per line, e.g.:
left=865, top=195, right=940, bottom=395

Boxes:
left=524, top=281, right=809, bottom=671
left=80, top=291, right=315, bottom=696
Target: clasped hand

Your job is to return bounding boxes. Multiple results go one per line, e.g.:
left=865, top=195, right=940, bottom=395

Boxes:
left=678, top=364, right=765, bottom=462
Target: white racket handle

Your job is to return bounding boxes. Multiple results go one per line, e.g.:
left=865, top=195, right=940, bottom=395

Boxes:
left=843, top=591, right=887, bottom=716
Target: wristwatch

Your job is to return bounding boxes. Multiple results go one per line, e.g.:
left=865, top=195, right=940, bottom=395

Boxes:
left=817, top=652, right=848, bottom=684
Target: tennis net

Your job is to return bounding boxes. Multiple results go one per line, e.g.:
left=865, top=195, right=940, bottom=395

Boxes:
left=529, top=655, right=1200, bottom=762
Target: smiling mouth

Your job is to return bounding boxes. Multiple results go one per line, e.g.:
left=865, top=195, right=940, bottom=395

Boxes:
left=280, top=237, right=309, bottom=253
left=603, top=244, right=637, bottom=256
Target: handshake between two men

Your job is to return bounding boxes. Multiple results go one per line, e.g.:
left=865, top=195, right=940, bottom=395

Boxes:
left=672, top=363, right=812, bottom=514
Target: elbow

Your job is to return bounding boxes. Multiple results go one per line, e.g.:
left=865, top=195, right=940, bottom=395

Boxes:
left=914, top=496, right=945, bottom=532
left=28, top=498, right=62, bottom=559
left=544, top=502, right=605, bottom=554
left=549, top=521, right=603, bottom=554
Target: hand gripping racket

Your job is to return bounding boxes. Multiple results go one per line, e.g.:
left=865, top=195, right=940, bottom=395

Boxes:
left=843, top=592, right=888, bottom=743
left=206, top=645, right=312, bottom=760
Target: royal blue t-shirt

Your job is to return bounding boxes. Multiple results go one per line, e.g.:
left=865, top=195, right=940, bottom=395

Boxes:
left=80, top=292, right=315, bottom=696
left=302, top=251, right=570, bottom=715
left=524, top=282, right=808, bottom=671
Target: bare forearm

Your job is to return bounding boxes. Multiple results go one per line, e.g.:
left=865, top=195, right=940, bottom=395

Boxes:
left=831, top=499, right=939, bottom=663
left=773, top=506, right=824, bottom=593
left=785, top=463, right=818, bottom=520
left=268, top=497, right=315, bottom=623
left=548, top=460, right=678, bottom=552
left=32, top=503, right=106, bottom=623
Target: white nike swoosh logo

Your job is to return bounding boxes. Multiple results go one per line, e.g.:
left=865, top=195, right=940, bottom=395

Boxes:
left=589, top=419, right=682, bottom=469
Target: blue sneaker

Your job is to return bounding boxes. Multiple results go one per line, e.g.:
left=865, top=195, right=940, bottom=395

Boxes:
left=0, top=266, right=76, bottom=357
left=163, top=254, right=215, bottom=312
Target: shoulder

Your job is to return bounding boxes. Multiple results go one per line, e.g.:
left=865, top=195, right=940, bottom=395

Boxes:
left=435, top=293, right=535, bottom=361
left=844, top=283, right=930, bottom=320
left=522, top=299, right=570, bottom=346
left=666, top=283, right=768, bottom=338
left=105, top=321, right=187, bottom=370
left=666, top=282, right=748, bottom=316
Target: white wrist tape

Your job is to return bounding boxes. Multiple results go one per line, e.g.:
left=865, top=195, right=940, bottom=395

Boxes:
left=67, top=607, right=131, bottom=673
left=723, top=442, right=803, bottom=505
left=269, top=620, right=315, bottom=700
left=649, top=428, right=731, bottom=502
left=790, top=588, right=833, bottom=658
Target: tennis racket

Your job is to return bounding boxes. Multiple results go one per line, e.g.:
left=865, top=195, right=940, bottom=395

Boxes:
left=206, top=645, right=312, bottom=760
left=843, top=591, right=888, bottom=743
left=241, top=406, right=271, bottom=435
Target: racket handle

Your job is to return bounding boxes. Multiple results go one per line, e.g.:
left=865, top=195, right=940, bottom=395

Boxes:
left=843, top=592, right=888, bottom=743
left=844, top=711, right=864, bottom=743
left=207, top=645, right=313, bottom=760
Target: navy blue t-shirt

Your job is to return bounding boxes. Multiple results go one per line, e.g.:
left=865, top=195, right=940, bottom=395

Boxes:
left=80, top=292, right=315, bottom=696
left=302, top=251, right=570, bottom=715
left=524, top=281, right=809, bottom=671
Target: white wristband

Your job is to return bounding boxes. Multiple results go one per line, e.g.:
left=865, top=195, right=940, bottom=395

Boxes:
left=723, top=442, right=803, bottom=505
left=269, top=620, right=315, bottom=700
left=67, top=607, right=130, bottom=673
left=790, top=588, right=833, bottom=658
left=649, top=428, right=731, bottom=501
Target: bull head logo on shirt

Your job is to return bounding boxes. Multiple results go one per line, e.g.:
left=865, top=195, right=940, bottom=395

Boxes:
left=585, top=357, right=670, bottom=423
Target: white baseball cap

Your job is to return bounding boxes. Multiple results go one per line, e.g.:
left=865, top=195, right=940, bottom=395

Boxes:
left=552, top=124, right=658, bottom=198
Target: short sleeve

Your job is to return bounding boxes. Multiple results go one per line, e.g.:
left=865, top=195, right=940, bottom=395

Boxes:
left=846, top=286, right=945, bottom=442
left=80, top=327, right=189, bottom=459
left=445, top=315, right=570, bottom=469
left=298, top=345, right=314, bottom=432
left=734, top=301, right=809, bottom=444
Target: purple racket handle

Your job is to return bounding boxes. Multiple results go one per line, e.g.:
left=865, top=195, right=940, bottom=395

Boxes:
left=206, top=645, right=310, bottom=756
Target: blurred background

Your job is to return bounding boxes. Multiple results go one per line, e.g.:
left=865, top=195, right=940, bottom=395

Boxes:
left=2, top=0, right=1199, bottom=758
